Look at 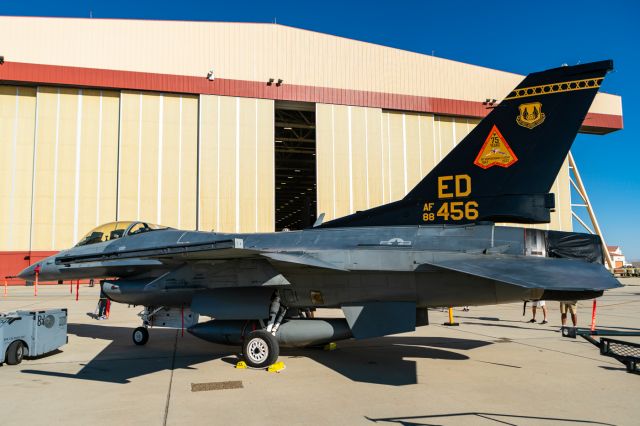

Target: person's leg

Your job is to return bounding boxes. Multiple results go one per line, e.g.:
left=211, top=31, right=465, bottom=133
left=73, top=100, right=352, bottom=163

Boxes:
left=571, top=313, right=577, bottom=327
left=541, top=305, right=548, bottom=323
left=530, top=306, right=537, bottom=322
left=570, top=304, right=577, bottom=326
left=561, top=313, right=567, bottom=326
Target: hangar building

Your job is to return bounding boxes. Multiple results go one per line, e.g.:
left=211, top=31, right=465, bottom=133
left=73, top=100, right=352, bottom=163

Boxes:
left=0, top=16, right=623, bottom=281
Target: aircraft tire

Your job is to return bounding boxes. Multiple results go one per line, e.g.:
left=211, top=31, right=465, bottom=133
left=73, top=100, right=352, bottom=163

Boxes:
left=132, top=327, right=149, bottom=346
left=6, top=340, right=25, bottom=365
left=242, top=330, right=279, bottom=368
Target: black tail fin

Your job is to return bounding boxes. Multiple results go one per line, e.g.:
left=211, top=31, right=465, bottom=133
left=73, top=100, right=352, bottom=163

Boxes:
left=320, top=60, right=613, bottom=228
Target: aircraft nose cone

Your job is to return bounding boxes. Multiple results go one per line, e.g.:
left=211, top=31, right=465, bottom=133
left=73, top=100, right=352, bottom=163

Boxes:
left=17, top=263, right=37, bottom=281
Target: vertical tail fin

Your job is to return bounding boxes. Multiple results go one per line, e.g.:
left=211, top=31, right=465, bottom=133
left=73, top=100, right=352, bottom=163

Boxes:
left=320, top=60, right=613, bottom=228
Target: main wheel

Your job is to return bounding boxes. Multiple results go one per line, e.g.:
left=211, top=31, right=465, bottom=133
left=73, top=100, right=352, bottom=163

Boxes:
left=6, top=341, right=25, bottom=365
left=132, top=327, right=149, bottom=345
left=242, top=330, right=279, bottom=368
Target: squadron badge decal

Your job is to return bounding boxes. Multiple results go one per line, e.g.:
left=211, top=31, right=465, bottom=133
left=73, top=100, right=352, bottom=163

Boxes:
left=516, top=102, right=546, bottom=129
left=474, top=125, right=518, bottom=169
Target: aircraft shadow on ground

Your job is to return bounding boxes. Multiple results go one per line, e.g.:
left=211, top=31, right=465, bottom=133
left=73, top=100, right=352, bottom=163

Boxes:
left=460, top=321, right=556, bottom=332
left=22, top=323, right=225, bottom=384
left=286, top=335, right=492, bottom=386
left=365, top=412, right=615, bottom=425
left=20, top=323, right=491, bottom=386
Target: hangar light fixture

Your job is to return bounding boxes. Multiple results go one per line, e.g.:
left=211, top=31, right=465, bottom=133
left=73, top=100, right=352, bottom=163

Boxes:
left=482, top=98, right=498, bottom=107
left=0, top=56, right=4, bottom=65
left=276, top=79, right=283, bottom=86
left=267, top=78, right=274, bottom=86
left=207, top=69, right=215, bottom=81
left=284, top=127, right=292, bottom=130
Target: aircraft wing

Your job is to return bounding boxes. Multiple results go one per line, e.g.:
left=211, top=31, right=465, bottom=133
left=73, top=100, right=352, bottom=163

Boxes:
left=55, top=238, right=348, bottom=271
left=427, top=253, right=620, bottom=292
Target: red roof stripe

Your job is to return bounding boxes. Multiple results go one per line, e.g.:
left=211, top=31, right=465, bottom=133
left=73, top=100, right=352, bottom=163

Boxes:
left=0, top=61, right=622, bottom=132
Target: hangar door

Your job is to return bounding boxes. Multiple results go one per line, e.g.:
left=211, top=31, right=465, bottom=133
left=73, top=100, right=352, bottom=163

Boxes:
left=316, top=105, right=468, bottom=222
left=0, top=86, right=36, bottom=251
left=199, top=95, right=275, bottom=233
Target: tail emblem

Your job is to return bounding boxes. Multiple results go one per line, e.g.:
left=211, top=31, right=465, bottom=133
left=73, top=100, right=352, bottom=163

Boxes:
left=474, top=125, right=518, bottom=169
left=516, top=102, right=546, bottom=129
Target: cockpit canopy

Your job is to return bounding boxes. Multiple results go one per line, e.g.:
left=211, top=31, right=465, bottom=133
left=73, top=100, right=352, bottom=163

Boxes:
left=75, top=221, right=168, bottom=246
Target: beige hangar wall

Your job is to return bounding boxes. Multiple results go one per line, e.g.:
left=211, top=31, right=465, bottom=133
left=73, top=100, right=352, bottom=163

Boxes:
left=198, top=95, right=275, bottom=233
left=0, top=86, right=37, bottom=251
left=118, top=91, right=199, bottom=230
left=2, top=85, right=275, bottom=252
left=30, top=87, right=120, bottom=251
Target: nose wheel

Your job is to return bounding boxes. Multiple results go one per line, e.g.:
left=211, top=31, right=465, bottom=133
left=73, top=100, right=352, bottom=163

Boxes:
left=242, top=330, right=279, bottom=368
left=132, top=327, right=149, bottom=345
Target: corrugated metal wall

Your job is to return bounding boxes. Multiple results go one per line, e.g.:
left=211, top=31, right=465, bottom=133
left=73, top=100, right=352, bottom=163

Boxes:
left=0, top=86, right=36, bottom=251
left=118, top=91, right=198, bottom=230
left=0, top=85, right=275, bottom=252
left=30, top=87, right=120, bottom=251
left=199, top=95, right=274, bottom=233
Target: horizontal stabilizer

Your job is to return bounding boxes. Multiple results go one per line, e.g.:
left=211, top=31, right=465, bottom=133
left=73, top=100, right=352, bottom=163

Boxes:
left=427, top=253, right=620, bottom=292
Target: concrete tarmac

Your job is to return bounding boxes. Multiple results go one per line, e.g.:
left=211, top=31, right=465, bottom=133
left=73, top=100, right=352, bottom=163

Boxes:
left=1, top=279, right=639, bottom=426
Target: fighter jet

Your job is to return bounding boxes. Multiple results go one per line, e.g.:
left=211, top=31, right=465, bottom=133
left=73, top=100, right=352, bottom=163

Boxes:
left=19, top=60, right=620, bottom=368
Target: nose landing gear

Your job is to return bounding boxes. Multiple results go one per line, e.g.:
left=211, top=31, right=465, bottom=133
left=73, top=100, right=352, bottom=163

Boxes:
left=132, top=327, right=149, bottom=345
left=131, top=306, right=164, bottom=346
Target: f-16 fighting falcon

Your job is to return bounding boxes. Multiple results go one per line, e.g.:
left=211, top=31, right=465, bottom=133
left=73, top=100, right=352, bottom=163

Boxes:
left=18, top=60, right=620, bottom=368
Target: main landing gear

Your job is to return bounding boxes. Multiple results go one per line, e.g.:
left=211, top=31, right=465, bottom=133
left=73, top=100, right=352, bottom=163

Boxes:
left=240, top=292, right=287, bottom=368
left=242, top=330, right=279, bottom=368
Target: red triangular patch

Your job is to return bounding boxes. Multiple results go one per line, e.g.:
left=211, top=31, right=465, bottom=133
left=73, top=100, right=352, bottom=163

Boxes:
left=473, top=125, right=518, bottom=169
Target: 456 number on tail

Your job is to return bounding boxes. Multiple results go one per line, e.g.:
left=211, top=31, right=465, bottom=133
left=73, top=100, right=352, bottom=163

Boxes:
left=434, top=201, right=478, bottom=221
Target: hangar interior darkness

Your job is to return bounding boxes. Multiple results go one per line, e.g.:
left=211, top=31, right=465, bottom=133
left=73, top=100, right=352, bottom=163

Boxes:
left=274, top=101, right=317, bottom=231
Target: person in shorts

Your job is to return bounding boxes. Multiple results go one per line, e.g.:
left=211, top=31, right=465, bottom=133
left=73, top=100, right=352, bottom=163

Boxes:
left=528, top=300, right=548, bottom=324
left=560, top=301, right=578, bottom=327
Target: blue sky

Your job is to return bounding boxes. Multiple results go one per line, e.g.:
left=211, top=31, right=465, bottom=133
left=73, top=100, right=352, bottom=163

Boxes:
left=2, top=1, right=639, bottom=259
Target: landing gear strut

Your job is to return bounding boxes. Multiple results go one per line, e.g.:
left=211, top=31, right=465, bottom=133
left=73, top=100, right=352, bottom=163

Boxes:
left=241, top=292, right=285, bottom=368
left=132, top=306, right=163, bottom=346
